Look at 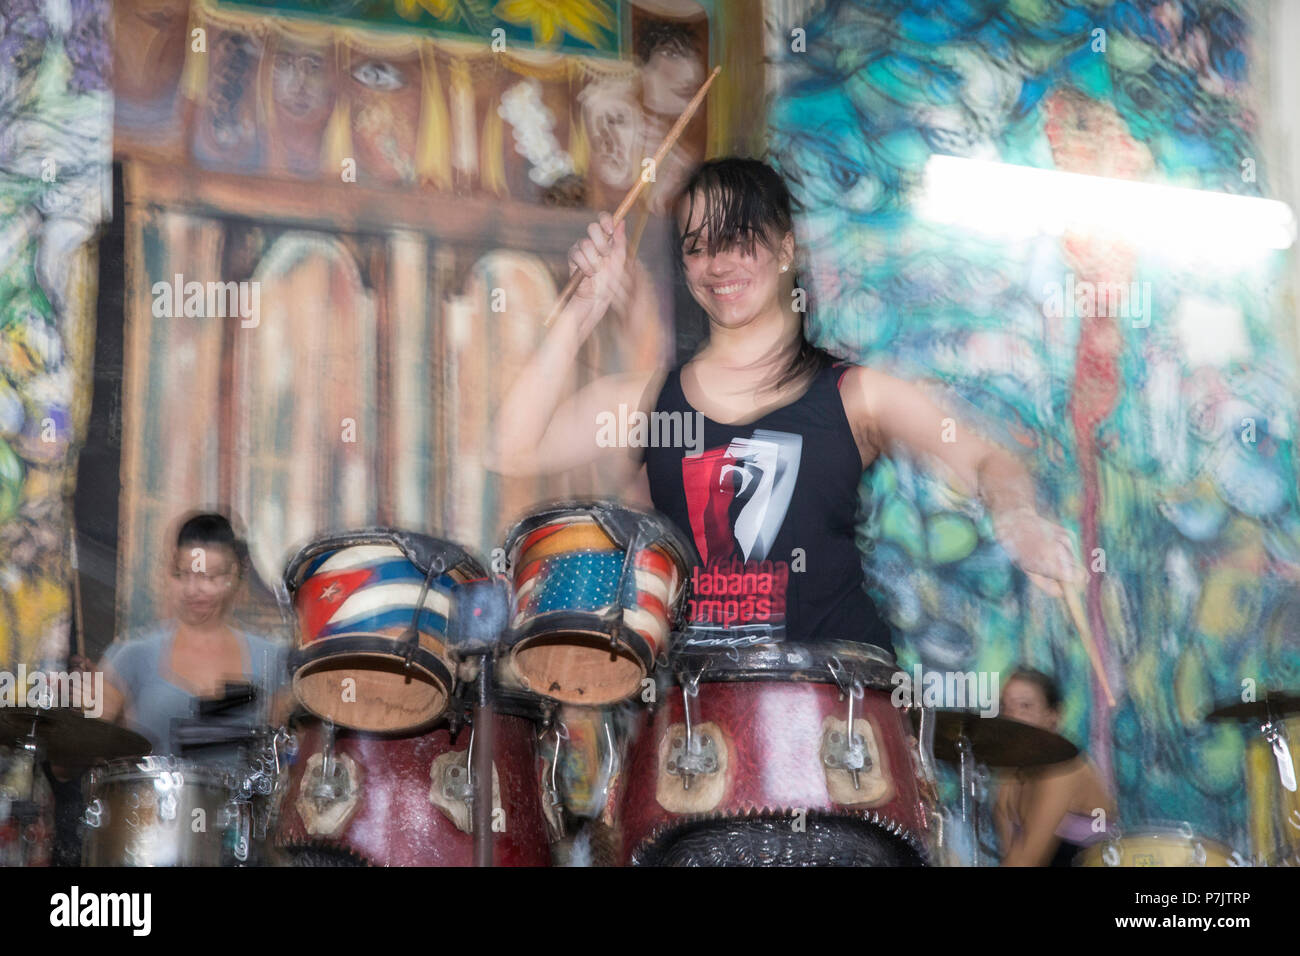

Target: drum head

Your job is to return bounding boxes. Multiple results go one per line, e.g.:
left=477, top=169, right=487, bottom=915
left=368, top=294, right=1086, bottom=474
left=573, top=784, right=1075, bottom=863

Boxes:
left=503, top=500, right=695, bottom=705
left=509, top=631, right=646, bottom=705
left=292, top=652, right=450, bottom=734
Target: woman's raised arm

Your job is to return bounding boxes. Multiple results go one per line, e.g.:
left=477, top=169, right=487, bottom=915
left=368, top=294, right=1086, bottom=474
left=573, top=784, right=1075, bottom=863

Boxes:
left=489, top=212, right=661, bottom=478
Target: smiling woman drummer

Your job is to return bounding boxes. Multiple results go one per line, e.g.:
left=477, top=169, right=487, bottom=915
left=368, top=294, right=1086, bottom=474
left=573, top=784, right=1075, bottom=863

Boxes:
left=490, top=156, right=1084, bottom=654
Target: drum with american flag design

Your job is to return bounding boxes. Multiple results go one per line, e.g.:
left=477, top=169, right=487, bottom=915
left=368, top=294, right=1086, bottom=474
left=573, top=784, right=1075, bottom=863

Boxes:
left=502, top=500, right=696, bottom=706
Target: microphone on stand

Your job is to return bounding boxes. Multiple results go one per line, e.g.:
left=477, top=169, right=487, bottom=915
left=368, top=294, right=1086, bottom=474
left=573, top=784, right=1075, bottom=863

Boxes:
left=447, top=576, right=510, bottom=866
left=447, top=577, right=510, bottom=656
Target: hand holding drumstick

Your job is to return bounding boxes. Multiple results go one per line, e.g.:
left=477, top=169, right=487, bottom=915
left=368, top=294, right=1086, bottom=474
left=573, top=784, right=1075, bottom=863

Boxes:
left=545, top=65, right=721, bottom=327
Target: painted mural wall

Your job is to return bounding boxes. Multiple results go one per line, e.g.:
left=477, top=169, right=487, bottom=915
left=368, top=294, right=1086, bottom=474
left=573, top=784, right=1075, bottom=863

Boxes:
left=110, top=0, right=749, bottom=633
left=765, top=0, right=1300, bottom=858
left=7, top=0, right=1298, bottom=862
left=0, top=0, right=112, bottom=671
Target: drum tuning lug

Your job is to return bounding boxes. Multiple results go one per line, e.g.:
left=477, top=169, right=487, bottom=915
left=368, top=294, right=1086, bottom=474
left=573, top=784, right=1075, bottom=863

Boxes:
left=670, top=672, right=715, bottom=789
left=159, top=791, right=179, bottom=823
left=667, top=730, right=718, bottom=789
left=822, top=677, right=870, bottom=789
left=442, top=756, right=476, bottom=806
left=233, top=806, right=251, bottom=864
left=82, top=799, right=103, bottom=830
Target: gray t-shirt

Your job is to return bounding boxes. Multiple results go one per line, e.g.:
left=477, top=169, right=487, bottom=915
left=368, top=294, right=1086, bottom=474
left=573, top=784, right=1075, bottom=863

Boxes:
left=102, top=622, right=289, bottom=760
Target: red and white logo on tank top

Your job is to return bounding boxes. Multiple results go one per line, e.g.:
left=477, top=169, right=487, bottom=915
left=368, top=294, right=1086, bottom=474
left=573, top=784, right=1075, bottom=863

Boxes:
left=680, top=429, right=801, bottom=639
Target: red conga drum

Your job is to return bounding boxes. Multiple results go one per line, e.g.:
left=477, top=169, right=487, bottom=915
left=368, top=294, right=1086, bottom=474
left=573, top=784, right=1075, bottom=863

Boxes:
left=502, top=500, right=696, bottom=706
left=273, top=680, right=556, bottom=867
left=618, top=640, right=932, bottom=865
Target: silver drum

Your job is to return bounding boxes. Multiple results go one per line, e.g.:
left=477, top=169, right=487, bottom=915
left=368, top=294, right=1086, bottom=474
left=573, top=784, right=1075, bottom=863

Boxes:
left=82, top=756, right=239, bottom=867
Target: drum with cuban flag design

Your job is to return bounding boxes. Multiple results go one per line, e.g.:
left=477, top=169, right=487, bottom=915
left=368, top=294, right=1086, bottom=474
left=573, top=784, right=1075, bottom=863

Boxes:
left=283, top=529, right=487, bottom=733
left=502, top=501, right=697, bottom=706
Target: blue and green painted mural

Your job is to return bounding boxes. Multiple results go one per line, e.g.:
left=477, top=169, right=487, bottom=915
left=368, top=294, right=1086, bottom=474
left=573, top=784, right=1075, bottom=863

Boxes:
left=768, top=0, right=1299, bottom=855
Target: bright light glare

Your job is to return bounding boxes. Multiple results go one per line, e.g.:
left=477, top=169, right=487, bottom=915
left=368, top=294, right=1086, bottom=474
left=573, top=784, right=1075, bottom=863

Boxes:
left=916, top=155, right=1297, bottom=256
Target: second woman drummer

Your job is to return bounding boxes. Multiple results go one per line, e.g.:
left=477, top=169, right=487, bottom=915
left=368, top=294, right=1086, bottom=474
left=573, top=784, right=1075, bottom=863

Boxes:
left=994, top=668, right=1117, bottom=866
left=93, top=511, right=291, bottom=760
left=490, top=156, right=1084, bottom=653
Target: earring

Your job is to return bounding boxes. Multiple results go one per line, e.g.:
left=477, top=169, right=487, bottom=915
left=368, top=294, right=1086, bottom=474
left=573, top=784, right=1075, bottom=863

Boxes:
left=780, top=264, right=788, bottom=273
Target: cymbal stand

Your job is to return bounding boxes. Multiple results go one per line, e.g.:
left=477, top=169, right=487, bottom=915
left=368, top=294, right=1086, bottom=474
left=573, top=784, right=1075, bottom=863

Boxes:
left=1259, top=700, right=1297, bottom=794
left=957, top=732, right=981, bottom=867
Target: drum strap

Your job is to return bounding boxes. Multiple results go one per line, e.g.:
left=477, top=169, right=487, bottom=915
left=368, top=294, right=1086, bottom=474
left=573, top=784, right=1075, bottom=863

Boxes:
left=401, top=554, right=447, bottom=673
left=607, top=514, right=660, bottom=656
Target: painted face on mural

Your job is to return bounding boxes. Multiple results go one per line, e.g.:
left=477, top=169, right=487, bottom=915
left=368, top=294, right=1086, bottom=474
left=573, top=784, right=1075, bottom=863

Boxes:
left=579, top=79, right=643, bottom=187
left=205, top=31, right=262, bottom=150
left=1000, top=678, right=1059, bottom=731
left=641, top=44, right=704, bottom=115
left=675, top=187, right=793, bottom=331
left=346, top=51, right=420, bottom=182
left=272, top=45, right=332, bottom=121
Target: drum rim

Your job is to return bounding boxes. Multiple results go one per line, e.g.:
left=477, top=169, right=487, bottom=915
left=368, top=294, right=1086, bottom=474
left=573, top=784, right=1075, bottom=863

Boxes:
left=506, top=615, right=655, bottom=665
left=669, top=638, right=900, bottom=689
left=89, top=755, right=236, bottom=789
left=283, top=527, right=487, bottom=592
left=502, top=498, right=700, bottom=570
left=1089, top=822, right=1238, bottom=852
left=287, top=686, right=553, bottom=737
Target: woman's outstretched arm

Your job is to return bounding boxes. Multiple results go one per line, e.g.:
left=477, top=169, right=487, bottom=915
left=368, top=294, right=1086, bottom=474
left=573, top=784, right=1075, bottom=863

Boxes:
left=841, top=365, right=1084, bottom=596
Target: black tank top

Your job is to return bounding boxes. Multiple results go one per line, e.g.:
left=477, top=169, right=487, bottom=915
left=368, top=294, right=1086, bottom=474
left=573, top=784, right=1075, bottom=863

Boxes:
left=643, top=361, right=894, bottom=653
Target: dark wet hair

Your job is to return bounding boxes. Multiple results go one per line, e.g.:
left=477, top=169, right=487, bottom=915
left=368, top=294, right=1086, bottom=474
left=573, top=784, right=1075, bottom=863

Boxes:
left=175, top=511, right=249, bottom=576
left=635, top=20, right=697, bottom=65
left=1006, top=667, right=1062, bottom=711
left=670, top=156, right=842, bottom=390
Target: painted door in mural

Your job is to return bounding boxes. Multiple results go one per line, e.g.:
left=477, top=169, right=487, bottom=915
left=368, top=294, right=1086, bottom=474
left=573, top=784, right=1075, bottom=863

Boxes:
left=233, top=232, right=379, bottom=586
left=120, top=199, right=663, bottom=633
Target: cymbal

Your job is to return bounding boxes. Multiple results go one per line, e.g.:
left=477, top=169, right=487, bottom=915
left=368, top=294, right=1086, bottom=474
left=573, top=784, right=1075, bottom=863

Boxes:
left=0, top=708, right=151, bottom=765
left=912, top=708, right=1078, bottom=768
left=1205, top=694, right=1300, bottom=723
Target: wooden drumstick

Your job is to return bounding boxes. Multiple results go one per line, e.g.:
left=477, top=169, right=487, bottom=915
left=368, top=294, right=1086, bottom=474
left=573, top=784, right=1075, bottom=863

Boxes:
left=543, top=65, right=722, bottom=328
left=1062, top=585, right=1116, bottom=708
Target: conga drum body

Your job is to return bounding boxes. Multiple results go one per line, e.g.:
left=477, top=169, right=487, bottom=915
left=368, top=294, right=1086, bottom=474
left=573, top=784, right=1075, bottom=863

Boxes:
left=503, top=501, right=695, bottom=706
left=619, top=641, right=931, bottom=866
left=284, top=529, right=486, bottom=733
left=273, top=688, right=554, bottom=867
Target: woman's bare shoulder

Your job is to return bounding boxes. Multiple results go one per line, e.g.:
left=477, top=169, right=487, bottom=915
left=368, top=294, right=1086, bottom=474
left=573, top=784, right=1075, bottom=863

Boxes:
left=623, top=364, right=671, bottom=412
